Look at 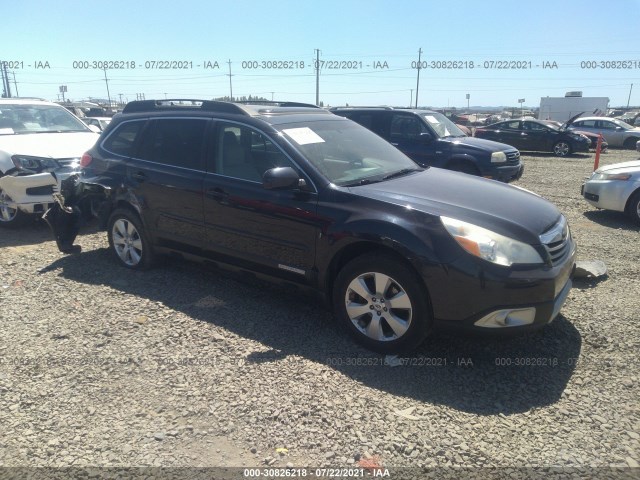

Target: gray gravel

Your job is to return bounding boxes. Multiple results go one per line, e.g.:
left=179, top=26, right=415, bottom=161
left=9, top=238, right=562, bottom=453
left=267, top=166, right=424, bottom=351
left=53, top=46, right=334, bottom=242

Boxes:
left=0, top=148, right=638, bottom=477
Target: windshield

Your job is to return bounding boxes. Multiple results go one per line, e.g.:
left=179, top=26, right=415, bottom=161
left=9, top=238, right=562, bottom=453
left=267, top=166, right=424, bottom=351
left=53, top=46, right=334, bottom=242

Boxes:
left=613, top=118, right=634, bottom=129
left=419, top=112, right=466, bottom=138
left=278, top=119, right=420, bottom=186
left=0, top=104, right=90, bottom=135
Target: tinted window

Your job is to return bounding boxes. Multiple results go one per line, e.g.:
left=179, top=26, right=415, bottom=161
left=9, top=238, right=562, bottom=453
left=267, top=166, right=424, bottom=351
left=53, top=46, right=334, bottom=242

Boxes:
left=501, top=121, right=521, bottom=130
left=216, top=123, right=295, bottom=182
left=523, top=121, right=548, bottom=131
left=596, top=120, right=616, bottom=130
left=138, top=118, right=207, bottom=170
left=390, top=114, right=425, bottom=141
left=103, top=120, right=145, bottom=156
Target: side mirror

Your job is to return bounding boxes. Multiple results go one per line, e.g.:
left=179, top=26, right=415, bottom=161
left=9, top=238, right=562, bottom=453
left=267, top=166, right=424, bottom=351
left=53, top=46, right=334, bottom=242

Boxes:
left=418, top=132, right=433, bottom=144
left=263, top=167, right=301, bottom=190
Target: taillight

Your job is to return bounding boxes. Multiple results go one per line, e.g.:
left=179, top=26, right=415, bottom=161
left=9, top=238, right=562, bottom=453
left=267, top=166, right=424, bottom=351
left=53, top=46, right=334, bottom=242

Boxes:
left=80, top=153, right=92, bottom=167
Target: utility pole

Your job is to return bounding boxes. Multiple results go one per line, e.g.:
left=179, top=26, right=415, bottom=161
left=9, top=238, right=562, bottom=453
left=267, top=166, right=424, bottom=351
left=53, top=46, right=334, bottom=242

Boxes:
left=410, top=89, right=413, bottom=108
left=103, top=68, right=112, bottom=106
left=627, top=83, right=634, bottom=109
left=1, top=62, right=11, bottom=98
left=12, top=72, right=19, bottom=97
left=271, top=91, right=274, bottom=101
left=315, top=49, right=320, bottom=106
left=227, top=60, right=233, bottom=100
left=415, top=48, right=422, bottom=108
left=118, top=93, right=123, bottom=105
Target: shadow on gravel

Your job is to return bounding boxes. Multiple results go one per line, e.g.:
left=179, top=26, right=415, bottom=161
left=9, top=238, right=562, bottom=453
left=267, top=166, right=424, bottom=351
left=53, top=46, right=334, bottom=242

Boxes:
left=583, top=209, right=638, bottom=231
left=0, top=219, right=52, bottom=248
left=44, top=248, right=582, bottom=416
left=521, top=152, right=591, bottom=159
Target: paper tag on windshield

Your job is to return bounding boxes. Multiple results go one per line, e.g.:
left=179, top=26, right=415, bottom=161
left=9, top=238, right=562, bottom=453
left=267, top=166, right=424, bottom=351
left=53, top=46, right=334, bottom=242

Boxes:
left=0, top=128, right=14, bottom=134
left=283, top=127, right=325, bottom=145
left=424, top=115, right=439, bottom=124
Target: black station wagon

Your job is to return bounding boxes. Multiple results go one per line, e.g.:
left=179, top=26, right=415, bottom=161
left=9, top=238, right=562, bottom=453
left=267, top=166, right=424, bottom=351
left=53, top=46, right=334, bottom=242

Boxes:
left=67, top=100, right=576, bottom=353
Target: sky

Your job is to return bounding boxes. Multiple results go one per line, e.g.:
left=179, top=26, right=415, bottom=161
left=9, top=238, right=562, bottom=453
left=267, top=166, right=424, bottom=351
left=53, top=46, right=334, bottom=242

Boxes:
left=3, top=0, right=640, bottom=109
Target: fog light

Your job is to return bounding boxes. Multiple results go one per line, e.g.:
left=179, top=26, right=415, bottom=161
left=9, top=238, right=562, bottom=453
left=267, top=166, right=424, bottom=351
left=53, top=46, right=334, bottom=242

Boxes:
left=474, top=307, right=536, bottom=328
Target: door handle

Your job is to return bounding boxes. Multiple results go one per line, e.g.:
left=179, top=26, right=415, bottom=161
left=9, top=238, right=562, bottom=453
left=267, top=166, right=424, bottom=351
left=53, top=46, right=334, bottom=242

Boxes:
left=206, top=187, right=229, bottom=200
left=131, top=171, right=146, bottom=181
left=390, top=142, right=399, bottom=146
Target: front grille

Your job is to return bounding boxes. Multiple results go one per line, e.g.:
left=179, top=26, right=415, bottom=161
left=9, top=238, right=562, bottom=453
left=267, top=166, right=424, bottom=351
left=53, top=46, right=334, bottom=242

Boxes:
left=26, top=185, right=54, bottom=196
left=540, top=216, right=571, bottom=266
left=506, top=150, right=520, bottom=164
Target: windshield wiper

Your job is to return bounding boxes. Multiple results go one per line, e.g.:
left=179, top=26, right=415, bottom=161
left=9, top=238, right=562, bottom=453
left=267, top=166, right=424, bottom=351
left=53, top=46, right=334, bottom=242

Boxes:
left=382, top=168, right=423, bottom=181
left=342, top=178, right=383, bottom=187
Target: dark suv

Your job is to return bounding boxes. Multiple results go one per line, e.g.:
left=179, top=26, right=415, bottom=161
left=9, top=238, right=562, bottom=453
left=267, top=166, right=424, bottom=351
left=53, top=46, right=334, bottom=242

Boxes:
left=330, top=107, right=523, bottom=182
left=72, top=100, right=575, bottom=353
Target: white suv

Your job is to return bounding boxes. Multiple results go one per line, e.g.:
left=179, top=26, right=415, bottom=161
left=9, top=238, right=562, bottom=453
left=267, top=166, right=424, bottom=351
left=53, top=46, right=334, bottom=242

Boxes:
left=0, top=99, right=99, bottom=226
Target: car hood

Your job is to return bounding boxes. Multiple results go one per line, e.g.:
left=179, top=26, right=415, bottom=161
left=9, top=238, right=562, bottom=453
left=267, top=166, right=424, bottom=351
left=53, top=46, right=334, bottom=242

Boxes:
left=0, top=132, right=99, bottom=159
left=448, top=136, right=516, bottom=152
left=595, top=160, right=640, bottom=174
left=352, top=168, right=561, bottom=244
left=560, top=112, right=585, bottom=131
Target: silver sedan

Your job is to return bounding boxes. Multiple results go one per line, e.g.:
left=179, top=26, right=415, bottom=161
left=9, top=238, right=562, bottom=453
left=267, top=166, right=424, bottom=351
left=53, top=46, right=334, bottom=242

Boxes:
left=582, top=161, right=640, bottom=224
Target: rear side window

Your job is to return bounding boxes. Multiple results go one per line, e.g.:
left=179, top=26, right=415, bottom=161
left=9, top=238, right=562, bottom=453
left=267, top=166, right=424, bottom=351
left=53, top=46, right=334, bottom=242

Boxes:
left=103, top=120, right=145, bottom=156
left=575, top=120, right=596, bottom=128
left=138, top=118, right=207, bottom=170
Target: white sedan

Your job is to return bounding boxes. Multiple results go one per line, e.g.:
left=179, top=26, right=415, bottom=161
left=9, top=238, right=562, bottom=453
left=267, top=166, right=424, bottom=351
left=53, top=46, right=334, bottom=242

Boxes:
left=0, top=99, right=99, bottom=226
left=582, top=161, right=640, bottom=224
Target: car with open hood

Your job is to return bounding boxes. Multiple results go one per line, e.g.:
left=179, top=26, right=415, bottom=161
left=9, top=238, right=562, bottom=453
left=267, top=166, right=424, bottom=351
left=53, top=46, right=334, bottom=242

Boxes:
left=474, top=113, right=591, bottom=157
left=0, top=98, right=99, bottom=226
left=50, top=99, right=576, bottom=353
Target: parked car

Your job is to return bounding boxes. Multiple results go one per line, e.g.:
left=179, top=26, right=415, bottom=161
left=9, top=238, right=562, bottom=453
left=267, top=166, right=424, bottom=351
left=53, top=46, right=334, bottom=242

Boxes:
left=330, top=107, right=523, bottom=182
left=0, top=99, right=99, bottom=226
left=82, top=116, right=112, bottom=131
left=568, top=117, right=640, bottom=149
left=475, top=117, right=591, bottom=157
left=582, top=161, right=640, bottom=224
left=57, top=99, right=576, bottom=353
left=539, top=120, right=608, bottom=151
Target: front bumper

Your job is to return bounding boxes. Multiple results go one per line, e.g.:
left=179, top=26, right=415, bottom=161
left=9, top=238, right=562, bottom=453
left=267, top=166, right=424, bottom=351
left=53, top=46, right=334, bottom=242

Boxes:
left=0, top=171, right=72, bottom=214
left=581, top=179, right=638, bottom=212
left=488, top=163, right=524, bottom=183
left=429, top=237, right=577, bottom=334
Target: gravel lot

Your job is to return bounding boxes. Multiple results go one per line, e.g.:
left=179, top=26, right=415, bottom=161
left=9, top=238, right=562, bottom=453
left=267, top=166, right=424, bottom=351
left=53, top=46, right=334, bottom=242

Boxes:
left=1, top=148, right=638, bottom=478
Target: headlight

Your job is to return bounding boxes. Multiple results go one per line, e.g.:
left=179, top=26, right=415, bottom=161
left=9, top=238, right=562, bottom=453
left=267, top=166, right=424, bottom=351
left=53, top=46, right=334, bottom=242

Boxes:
left=491, top=151, right=507, bottom=163
left=441, top=216, right=544, bottom=266
left=11, top=155, right=59, bottom=171
left=591, top=172, right=631, bottom=181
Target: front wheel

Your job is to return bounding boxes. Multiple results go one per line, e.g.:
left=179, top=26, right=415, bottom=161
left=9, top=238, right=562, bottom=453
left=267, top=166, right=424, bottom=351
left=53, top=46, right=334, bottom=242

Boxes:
left=332, top=253, right=431, bottom=353
left=0, top=187, right=30, bottom=227
left=553, top=141, right=571, bottom=157
left=626, top=190, right=640, bottom=225
left=107, top=208, right=154, bottom=269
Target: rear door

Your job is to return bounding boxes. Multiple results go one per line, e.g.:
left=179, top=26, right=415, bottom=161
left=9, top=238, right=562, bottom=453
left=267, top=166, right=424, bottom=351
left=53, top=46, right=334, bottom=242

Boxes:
left=128, top=117, right=209, bottom=252
left=388, top=112, right=436, bottom=166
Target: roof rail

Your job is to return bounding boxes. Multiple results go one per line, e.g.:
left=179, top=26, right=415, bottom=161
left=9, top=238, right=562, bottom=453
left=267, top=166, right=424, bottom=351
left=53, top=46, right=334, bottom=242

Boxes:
left=122, top=99, right=250, bottom=115
left=238, top=101, right=321, bottom=109
left=329, top=106, right=395, bottom=110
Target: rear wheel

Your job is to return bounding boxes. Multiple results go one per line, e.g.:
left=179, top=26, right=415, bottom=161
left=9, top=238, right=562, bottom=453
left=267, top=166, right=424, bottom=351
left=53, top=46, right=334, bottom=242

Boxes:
left=0, top=187, right=30, bottom=228
left=332, top=253, right=431, bottom=353
left=107, top=208, right=154, bottom=269
left=553, top=141, right=571, bottom=157
left=623, top=137, right=639, bottom=150
left=626, top=190, right=640, bottom=225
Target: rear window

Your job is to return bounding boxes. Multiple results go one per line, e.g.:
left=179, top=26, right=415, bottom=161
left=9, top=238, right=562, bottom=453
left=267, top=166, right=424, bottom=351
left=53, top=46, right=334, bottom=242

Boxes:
left=102, top=120, right=146, bottom=156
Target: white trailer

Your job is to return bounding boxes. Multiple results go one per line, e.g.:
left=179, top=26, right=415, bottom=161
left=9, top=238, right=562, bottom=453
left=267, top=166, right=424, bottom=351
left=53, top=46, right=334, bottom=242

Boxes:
left=538, top=95, right=609, bottom=122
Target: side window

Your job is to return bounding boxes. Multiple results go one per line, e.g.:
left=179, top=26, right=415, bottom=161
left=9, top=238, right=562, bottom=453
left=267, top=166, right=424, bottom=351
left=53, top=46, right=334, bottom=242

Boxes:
left=216, top=123, right=295, bottom=182
left=138, top=118, right=207, bottom=170
left=575, top=120, right=595, bottom=128
left=524, top=122, right=547, bottom=131
left=502, top=121, right=521, bottom=130
left=596, top=120, right=615, bottom=130
left=103, top=120, right=145, bottom=156
left=390, top=114, right=425, bottom=141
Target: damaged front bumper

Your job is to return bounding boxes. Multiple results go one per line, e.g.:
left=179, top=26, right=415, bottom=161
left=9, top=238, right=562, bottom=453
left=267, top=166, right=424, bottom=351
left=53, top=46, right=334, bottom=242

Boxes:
left=0, top=171, right=69, bottom=215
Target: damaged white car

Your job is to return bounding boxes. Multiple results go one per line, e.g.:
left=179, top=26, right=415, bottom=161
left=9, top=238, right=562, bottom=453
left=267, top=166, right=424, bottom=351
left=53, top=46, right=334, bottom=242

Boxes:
left=0, top=99, right=99, bottom=227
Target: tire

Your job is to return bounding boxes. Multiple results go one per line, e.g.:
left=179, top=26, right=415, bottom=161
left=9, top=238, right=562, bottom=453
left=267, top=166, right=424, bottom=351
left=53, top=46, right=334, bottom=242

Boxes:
left=0, top=186, right=30, bottom=228
left=107, top=208, right=154, bottom=269
left=553, top=141, right=572, bottom=157
left=332, top=253, right=431, bottom=353
left=625, top=190, right=640, bottom=225
left=623, top=137, right=639, bottom=150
